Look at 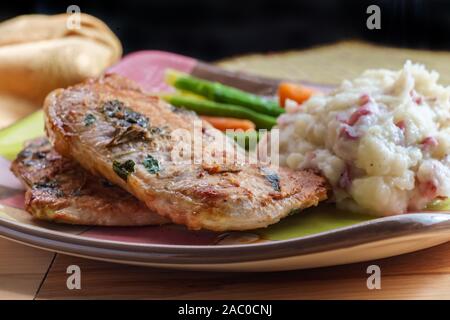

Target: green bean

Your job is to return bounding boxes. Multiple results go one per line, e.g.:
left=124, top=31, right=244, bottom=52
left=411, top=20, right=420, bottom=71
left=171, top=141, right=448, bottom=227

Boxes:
left=165, top=69, right=284, bottom=117
left=163, top=95, right=277, bottom=129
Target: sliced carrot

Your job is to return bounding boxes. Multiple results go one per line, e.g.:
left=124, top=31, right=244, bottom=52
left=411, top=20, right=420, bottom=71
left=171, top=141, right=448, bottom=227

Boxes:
left=200, top=116, right=256, bottom=131
left=278, top=82, right=317, bottom=107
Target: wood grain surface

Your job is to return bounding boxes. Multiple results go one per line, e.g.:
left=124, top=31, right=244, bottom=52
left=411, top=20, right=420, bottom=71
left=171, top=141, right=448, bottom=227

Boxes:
left=34, top=241, right=450, bottom=299
left=1, top=41, right=449, bottom=300
left=0, top=238, right=54, bottom=300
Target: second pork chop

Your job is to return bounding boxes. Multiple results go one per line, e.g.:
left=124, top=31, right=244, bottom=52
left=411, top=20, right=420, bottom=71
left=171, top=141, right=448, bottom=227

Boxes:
left=11, top=137, right=168, bottom=226
left=44, top=74, right=328, bottom=231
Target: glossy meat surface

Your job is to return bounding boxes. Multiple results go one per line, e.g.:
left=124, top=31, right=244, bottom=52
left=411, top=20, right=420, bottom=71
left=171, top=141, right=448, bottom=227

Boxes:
left=11, top=137, right=168, bottom=226
left=44, top=74, right=328, bottom=231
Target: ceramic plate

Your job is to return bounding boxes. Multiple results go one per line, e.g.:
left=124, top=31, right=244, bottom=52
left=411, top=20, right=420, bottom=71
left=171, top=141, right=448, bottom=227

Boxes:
left=0, top=51, right=449, bottom=271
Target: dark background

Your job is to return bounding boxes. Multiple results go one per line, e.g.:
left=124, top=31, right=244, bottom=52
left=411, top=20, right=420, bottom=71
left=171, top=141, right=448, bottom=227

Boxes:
left=1, top=0, right=449, bottom=61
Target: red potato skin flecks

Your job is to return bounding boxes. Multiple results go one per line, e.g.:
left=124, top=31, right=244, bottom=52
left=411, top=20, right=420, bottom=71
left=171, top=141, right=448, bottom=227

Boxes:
left=44, top=74, right=328, bottom=231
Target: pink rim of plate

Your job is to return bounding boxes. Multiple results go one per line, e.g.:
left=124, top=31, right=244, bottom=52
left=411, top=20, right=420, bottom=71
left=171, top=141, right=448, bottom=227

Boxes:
left=107, top=50, right=197, bottom=92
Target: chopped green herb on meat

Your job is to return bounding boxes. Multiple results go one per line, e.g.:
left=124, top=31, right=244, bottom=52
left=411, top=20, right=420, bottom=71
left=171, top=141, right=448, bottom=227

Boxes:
left=101, top=100, right=152, bottom=147
left=102, top=100, right=149, bottom=128
left=84, top=113, right=96, bottom=126
left=143, top=155, right=160, bottom=174
left=113, top=159, right=135, bottom=181
left=261, top=168, right=281, bottom=192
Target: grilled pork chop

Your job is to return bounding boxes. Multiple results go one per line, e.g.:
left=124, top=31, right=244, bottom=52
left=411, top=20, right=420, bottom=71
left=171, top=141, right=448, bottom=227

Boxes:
left=11, top=137, right=168, bottom=226
left=44, top=74, right=328, bottom=231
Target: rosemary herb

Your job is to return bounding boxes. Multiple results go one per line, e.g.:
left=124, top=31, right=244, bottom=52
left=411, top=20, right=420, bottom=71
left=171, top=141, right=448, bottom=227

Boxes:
left=142, top=155, right=160, bottom=174
left=113, top=159, right=136, bottom=181
left=84, top=113, right=96, bottom=126
left=261, top=168, right=281, bottom=192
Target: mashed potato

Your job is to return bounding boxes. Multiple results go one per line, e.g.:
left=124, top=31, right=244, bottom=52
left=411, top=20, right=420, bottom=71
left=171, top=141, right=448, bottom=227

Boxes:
left=277, top=61, right=450, bottom=215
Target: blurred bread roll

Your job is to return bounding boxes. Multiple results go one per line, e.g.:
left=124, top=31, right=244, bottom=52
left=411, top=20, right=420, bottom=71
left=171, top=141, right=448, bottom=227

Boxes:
left=0, top=13, right=122, bottom=106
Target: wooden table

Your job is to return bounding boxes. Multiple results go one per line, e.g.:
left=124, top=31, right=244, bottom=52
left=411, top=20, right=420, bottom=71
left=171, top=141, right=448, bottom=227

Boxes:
left=1, top=238, right=449, bottom=299
left=1, top=41, right=450, bottom=299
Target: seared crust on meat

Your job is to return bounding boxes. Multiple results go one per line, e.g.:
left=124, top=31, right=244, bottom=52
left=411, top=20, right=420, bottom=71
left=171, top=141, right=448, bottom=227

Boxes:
left=44, top=74, right=328, bottom=231
left=10, top=137, right=168, bottom=226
